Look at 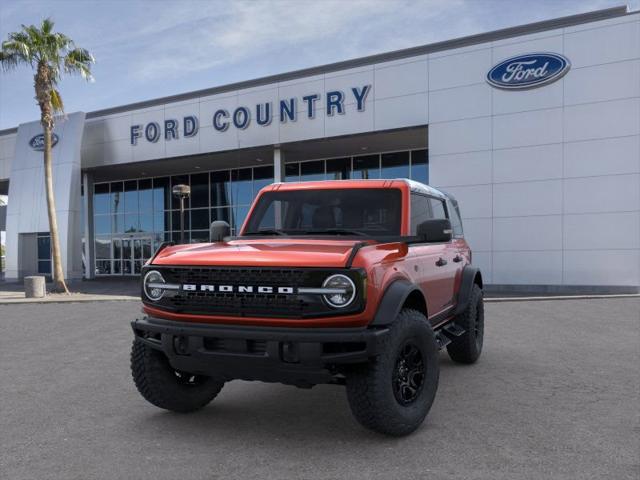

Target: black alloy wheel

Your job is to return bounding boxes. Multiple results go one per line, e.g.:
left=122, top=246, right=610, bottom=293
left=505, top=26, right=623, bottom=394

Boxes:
left=392, top=341, right=425, bottom=405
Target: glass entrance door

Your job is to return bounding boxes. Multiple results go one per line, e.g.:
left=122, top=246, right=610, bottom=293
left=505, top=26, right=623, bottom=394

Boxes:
left=112, top=236, right=153, bottom=275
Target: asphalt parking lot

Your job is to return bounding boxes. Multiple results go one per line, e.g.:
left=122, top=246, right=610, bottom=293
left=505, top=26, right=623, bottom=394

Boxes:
left=1, top=298, right=638, bottom=480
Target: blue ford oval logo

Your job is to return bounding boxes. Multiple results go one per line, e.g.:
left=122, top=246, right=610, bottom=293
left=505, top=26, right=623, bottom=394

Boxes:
left=487, top=53, right=570, bottom=90
left=29, top=133, right=59, bottom=151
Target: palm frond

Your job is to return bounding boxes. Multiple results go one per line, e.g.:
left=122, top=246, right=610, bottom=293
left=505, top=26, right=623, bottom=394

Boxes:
left=50, top=88, right=64, bottom=113
left=64, top=47, right=94, bottom=81
left=41, top=17, right=54, bottom=35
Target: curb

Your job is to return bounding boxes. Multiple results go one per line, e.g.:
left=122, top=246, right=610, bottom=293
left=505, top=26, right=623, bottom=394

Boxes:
left=484, top=293, right=640, bottom=303
left=0, top=295, right=139, bottom=304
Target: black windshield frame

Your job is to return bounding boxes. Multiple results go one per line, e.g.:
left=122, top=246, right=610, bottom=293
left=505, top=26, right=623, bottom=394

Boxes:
left=241, top=188, right=403, bottom=238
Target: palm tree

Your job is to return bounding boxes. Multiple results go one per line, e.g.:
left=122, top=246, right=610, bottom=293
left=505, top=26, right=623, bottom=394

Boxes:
left=0, top=18, right=94, bottom=293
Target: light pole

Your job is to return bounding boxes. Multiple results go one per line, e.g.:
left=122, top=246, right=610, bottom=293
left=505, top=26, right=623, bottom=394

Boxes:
left=172, top=184, right=191, bottom=244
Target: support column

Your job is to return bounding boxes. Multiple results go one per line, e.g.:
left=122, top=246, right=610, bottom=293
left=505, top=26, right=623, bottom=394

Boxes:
left=83, top=172, right=95, bottom=279
left=273, top=147, right=286, bottom=183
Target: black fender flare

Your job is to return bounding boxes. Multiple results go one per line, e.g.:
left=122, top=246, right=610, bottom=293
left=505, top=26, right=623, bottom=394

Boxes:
left=371, top=279, right=424, bottom=326
left=453, top=266, right=483, bottom=316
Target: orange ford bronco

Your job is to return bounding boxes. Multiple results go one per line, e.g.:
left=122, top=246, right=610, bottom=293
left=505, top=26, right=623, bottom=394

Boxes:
left=131, top=179, right=484, bottom=435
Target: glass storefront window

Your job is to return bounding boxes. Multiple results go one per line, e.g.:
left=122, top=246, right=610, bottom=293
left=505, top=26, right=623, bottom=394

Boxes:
left=300, top=160, right=325, bottom=181
left=411, top=149, right=428, bottom=185
left=94, top=183, right=110, bottom=214
left=124, top=180, right=138, bottom=213
left=171, top=210, right=190, bottom=231
left=138, top=179, right=153, bottom=212
left=190, top=173, right=209, bottom=208
left=253, top=166, right=273, bottom=194
left=211, top=171, right=230, bottom=207
left=353, top=155, right=380, bottom=179
left=91, top=149, right=428, bottom=275
left=153, top=211, right=169, bottom=232
left=381, top=151, right=410, bottom=179
left=190, top=208, right=210, bottom=230
left=110, top=182, right=123, bottom=216
left=231, top=168, right=252, bottom=206
left=94, top=215, right=110, bottom=235
left=285, top=163, right=299, bottom=182
left=326, top=158, right=350, bottom=180
left=153, top=177, right=170, bottom=211
left=211, top=207, right=231, bottom=225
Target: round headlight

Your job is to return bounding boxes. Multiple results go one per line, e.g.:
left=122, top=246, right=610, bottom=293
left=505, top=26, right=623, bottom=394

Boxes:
left=322, top=274, right=356, bottom=308
left=143, top=270, right=166, bottom=301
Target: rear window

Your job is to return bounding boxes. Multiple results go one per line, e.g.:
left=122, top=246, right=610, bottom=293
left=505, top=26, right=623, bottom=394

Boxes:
left=244, top=188, right=402, bottom=236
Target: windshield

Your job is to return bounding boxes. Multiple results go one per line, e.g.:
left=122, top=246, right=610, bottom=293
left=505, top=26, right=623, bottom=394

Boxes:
left=243, top=188, right=402, bottom=237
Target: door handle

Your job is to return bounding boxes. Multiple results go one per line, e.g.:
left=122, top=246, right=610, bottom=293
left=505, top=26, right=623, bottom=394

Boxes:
left=453, top=255, right=463, bottom=263
left=435, top=257, right=447, bottom=267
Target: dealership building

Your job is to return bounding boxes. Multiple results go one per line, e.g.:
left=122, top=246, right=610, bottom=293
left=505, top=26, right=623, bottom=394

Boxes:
left=0, top=6, right=638, bottom=292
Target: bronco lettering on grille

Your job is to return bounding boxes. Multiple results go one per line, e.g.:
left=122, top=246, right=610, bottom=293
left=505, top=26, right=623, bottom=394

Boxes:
left=182, top=284, right=296, bottom=294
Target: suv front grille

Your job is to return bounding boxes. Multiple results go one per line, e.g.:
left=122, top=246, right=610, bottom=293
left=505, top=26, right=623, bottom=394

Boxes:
left=145, top=266, right=364, bottom=319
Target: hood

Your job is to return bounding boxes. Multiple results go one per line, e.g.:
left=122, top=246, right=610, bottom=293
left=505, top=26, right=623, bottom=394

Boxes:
left=151, top=238, right=368, bottom=268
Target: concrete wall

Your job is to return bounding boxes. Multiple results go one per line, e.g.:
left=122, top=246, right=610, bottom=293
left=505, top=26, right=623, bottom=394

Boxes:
left=428, top=12, right=640, bottom=289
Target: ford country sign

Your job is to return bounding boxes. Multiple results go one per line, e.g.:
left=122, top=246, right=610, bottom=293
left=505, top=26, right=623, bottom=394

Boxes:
left=487, top=53, right=570, bottom=90
left=29, top=133, right=59, bottom=151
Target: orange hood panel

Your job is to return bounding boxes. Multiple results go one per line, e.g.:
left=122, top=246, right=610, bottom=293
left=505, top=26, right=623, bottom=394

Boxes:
left=151, top=239, right=367, bottom=268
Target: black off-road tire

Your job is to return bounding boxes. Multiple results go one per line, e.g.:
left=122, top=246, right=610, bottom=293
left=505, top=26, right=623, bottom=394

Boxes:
left=131, top=339, right=224, bottom=413
left=345, top=309, right=439, bottom=436
left=447, top=283, right=484, bottom=364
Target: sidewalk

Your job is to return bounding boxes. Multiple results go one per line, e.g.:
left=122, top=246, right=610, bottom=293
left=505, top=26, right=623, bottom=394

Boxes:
left=0, top=277, right=139, bottom=304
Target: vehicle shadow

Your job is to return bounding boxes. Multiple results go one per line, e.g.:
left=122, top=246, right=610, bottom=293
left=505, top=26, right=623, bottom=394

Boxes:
left=127, top=357, right=471, bottom=446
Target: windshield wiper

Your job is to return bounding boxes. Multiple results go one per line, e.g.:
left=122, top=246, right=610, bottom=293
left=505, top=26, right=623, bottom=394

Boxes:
left=243, top=229, right=287, bottom=236
left=303, top=228, right=367, bottom=236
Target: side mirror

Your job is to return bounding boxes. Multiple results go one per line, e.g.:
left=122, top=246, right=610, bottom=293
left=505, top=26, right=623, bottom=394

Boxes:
left=417, top=219, right=452, bottom=243
left=210, top=221, right=230, bottom=242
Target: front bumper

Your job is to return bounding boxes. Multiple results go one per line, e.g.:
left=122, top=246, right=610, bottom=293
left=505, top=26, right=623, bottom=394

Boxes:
left=131, top=316, right=389, bottom=386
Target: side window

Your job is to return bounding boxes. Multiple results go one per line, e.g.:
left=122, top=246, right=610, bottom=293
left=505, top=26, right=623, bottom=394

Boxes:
left=410, top=194, right=431, bottom=234
left=446, top=198, right=464, bottom=237
left=429, top=198, right=447, bottom=220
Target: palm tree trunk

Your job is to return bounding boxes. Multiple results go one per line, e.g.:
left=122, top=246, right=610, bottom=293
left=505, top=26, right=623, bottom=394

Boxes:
left=43, top=123, right=69, bottom=294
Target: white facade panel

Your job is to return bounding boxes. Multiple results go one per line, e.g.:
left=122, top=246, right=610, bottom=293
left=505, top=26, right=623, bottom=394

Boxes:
left=428, top=83, right=491, bottom=123
left=493, top=215, right=563, bottom=251
left=429, top=116, right=491, bottom=155
left=563, top=98, right=640, bottom=143
left=471, top=251, right=493, bottom=284
left=563, top=250, right=640, bottom=286
left=373, top=93, right=428, bottom=131
left=429, top=150, right=492, bottom=187
left=325, top=102, right=374, bottom=138
left=374, top=60, right=428, bottom=100
left=492, top=108, right=563, bottom=150
left=493, top=143, right=562, bottom=183
left=563, top=212, right=640, bottom=250
left=563, top=174, right=640, bottom=214
left=461, top=218, right=492, bottom=252
left=564, top=20, right=640, bottom=68
left=428, top=48, right=492, bottom=90
left=491, top=33, right=563, bottom=60
left=492, top=80, right=563, bottom=115
left=564, top=135, right=640, bottom=178
left=493, top=251, right=563, bottom=285
left=439, top=184, right=492, bottom=219
left=564, top=60, right=640, bottom=106
left=493, top=180, right=562, bottom=217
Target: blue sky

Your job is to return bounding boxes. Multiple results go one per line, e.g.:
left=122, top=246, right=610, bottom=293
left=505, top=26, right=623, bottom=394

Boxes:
left=0, top=0, right=635, bottom=130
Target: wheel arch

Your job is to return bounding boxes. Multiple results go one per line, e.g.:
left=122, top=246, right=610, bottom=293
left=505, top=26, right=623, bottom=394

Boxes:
left=453, top=266, right=483, bottom=316
left=370, top=279, right=428, bottom=326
